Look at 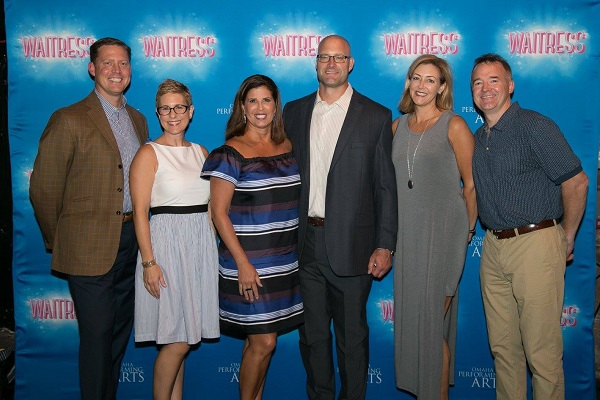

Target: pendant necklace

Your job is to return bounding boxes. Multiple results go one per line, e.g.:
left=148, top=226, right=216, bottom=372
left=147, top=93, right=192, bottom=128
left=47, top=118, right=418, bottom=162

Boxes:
left=406, top=115, right=432, bottom=189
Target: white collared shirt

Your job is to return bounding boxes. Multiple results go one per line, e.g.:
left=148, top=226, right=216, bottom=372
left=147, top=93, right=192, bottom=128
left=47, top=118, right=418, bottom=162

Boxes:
left=308, top=84, right=353, bottom=218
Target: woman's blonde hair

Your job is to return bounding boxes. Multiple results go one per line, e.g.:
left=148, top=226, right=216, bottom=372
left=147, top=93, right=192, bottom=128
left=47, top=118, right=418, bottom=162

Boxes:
left=398, top=54, right=453, bottom=114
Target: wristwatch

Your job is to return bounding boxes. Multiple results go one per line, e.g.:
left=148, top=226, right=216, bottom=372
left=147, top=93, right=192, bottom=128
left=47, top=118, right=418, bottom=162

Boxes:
left=377, top=247, right=394, bottom=257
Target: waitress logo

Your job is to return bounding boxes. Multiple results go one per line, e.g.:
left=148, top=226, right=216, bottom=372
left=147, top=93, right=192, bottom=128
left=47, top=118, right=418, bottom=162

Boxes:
left=29, top=298, right=76, bottom=320
left=561, top=305, right=578, bottom=327
left=383, top=32, right=460, bottom=56
left=141, top=35, right=216, bottom=58
left=379, top=300, right=394, bottom=323
left=261, top=34, right=322, bottom=58
left=21, top=35, right=94, bottom=59
left=507, top=30, right=586, bottom=55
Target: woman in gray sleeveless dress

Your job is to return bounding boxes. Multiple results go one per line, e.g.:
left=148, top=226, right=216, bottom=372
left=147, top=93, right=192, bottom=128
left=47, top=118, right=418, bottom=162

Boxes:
left=391, top=55, right=477, bottom=399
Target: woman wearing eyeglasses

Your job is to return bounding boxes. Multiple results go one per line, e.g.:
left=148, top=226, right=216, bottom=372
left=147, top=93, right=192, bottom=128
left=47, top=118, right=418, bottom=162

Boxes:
left=201, top=74, right=303, bottom=400
left=130, top=79, right=219, bottom=400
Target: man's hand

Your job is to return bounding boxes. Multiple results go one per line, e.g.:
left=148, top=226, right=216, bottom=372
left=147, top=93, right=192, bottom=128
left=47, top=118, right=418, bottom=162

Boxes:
left=368, top=248, right=393, bottom=278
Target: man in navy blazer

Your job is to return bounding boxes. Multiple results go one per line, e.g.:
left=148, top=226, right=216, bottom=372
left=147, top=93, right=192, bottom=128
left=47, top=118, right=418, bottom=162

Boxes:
left=283, top=34, right=397, bottom=400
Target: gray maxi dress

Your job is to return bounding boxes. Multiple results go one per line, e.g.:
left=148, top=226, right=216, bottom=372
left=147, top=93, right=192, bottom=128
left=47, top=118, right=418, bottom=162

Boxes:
left=391, top=110, right=469, bottom=398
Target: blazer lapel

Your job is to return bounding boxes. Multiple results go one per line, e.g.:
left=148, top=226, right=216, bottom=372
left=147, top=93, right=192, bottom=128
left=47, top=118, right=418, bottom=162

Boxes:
left=84, top=92, right=122, bottom=159
left=126, top=106, right=147, bottom=145
left=298, top=94, right=316, bottom=184
left=329, top=93, right=363, bottom=171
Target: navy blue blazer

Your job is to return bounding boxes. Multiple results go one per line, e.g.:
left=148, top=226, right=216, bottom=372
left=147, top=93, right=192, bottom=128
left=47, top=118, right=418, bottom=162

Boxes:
left=283, top=89, right=398, bottom=276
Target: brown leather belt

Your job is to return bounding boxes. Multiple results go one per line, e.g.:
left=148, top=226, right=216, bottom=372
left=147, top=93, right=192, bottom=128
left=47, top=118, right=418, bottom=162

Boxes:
left=490, top=219, right=557, bottom=239
left=307, top=217, right=325, bottom=227
left=122, top=212, right=134, bottom=223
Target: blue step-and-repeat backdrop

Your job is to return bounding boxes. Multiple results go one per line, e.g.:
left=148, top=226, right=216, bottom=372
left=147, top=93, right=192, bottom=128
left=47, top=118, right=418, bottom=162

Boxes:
left=5, top=1, right=599, bottom=398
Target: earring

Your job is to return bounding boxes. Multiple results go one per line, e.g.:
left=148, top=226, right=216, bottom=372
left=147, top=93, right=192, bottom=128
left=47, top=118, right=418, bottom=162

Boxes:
left=243, top=114, right=247, bottom=123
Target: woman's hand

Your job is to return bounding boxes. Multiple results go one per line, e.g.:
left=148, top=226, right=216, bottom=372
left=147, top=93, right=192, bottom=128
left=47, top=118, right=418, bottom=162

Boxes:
left=143, top=263, right=167, bottom=299
left=237, top=261, right=262, bottom=302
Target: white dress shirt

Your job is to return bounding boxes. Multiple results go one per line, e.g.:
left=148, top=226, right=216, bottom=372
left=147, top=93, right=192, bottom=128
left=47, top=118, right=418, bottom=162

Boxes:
left=308, top=84, right=353, bottom=218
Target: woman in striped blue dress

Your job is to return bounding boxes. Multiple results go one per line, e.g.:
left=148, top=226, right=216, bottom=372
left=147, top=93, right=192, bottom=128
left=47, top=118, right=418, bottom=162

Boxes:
left=201, top=75, right=303, bottom=400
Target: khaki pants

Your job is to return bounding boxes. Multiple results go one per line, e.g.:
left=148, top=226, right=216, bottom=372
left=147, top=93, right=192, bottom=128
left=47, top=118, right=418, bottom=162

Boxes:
left=480, top=225, right=566, bottom=400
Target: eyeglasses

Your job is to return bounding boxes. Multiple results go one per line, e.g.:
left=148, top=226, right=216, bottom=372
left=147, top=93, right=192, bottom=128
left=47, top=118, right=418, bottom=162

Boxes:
left=156, top=104, right=190, bottom=115
left=316, top=54, right=351, bottom=63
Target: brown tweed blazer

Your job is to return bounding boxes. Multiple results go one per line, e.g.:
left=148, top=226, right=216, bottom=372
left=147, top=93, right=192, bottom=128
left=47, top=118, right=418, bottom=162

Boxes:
left=30, top=91, right=149, bottom=276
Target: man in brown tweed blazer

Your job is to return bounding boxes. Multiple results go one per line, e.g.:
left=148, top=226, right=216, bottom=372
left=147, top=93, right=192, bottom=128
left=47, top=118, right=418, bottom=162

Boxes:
left=30, top=37, right=148, bottom=400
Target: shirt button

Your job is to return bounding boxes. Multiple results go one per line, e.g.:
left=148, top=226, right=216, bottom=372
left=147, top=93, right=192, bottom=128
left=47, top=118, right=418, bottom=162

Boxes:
left=117, top=188, right=122, bottom=192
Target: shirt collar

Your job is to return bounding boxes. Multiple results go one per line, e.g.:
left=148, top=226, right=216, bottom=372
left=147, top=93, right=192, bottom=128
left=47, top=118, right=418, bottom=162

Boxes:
left=486, top=102, right=521, bottom=133
left=314, top=83, right=353, bottom=112
left=95, top=89, right=127, bottom=113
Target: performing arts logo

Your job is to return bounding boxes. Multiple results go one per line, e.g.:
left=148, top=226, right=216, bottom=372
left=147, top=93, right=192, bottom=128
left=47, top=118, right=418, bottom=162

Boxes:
left=218, top=361, right=241, bottom=383
left=457, top=366, right=496, bottom=390
left=120, top=362, right=145, bottom=384
left=367, top=364, right=384, bottom=385
left=216, top=103, right=233, bottom=116
left=372, top=12, right=462, bottom=78
left=460, top=106, right=485, bottom=126
left=468, top=234, right=483, bottom=258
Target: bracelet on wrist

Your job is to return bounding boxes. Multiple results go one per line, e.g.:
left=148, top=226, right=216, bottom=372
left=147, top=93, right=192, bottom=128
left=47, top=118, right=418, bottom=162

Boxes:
left=469, top=228, right=476, bottom=234
left=142, top=259, right=157, bottom=268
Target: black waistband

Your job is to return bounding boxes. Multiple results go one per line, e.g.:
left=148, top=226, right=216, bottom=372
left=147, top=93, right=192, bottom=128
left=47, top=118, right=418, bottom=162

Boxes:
left=150, top=204, right=208, bottom=215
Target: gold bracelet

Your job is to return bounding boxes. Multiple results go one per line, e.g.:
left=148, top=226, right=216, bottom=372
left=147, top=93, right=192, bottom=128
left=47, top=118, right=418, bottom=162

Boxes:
left=142, top=259, right=157, bottom=268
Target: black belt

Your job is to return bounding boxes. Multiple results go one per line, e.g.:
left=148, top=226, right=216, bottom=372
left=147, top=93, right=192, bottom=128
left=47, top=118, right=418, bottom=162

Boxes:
left=490, top=219, right=558, bottom=239
left=150, top=204, right=208, bottom=215
left=307, top=217, right=325, bottom=227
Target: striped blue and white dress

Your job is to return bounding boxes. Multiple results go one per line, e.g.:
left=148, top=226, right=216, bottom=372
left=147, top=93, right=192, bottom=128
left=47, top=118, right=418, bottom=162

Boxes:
left=201, top=145, right=304, bottom=335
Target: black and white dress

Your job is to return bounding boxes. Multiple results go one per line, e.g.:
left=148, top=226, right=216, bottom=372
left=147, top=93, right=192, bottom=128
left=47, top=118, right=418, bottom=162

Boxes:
left=134, top=142, right=219, bottom=345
